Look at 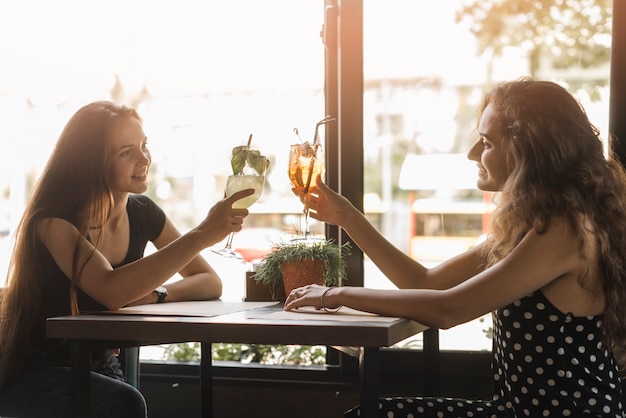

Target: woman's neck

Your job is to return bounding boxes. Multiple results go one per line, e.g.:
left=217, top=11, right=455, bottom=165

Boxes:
left=107, top=193, right=129, bottom=228
left=89, top=193, right=129, bottom=244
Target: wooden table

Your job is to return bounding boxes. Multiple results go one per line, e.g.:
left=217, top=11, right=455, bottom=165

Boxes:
left=47, top=301, right=427, bottom=418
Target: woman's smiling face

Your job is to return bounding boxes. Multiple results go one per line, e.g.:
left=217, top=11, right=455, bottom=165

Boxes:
left=107, top=117, right=151, bottom=195
left=467, top=103, right=511, bottom=192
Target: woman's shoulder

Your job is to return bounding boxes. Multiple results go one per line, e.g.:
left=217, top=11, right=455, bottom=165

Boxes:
left=38, top=216, right=77, bottom=232
left=36, top=217, right=81, bottom=247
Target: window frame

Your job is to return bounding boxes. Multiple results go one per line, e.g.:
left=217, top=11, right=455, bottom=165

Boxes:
left=140, top=0, right=626, bottom=395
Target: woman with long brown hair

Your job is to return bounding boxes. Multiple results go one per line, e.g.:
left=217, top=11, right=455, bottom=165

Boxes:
left=0, top=101, right=253, bottom=417
left=287, top=79, right=626, bottom=417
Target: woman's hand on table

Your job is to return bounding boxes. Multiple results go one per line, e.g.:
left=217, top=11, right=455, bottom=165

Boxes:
left=284, top=284, right=341, bottom=312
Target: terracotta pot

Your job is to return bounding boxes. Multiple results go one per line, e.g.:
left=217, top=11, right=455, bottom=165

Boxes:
left=281, top=258, right=326, bottom=297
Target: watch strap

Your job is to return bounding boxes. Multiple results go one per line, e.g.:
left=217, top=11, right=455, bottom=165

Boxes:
left=153, top=287, right=168, bottom=303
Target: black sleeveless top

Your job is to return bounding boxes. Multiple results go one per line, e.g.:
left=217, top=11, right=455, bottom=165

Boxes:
left=31, top=194, right=165, bottom=367
left=490, top=291, right=623, bottom=416
left=346, top=291, right=625, bottom=417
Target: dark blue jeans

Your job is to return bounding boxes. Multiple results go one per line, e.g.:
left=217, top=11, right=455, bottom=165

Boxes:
left=0, top=366, right=147, bottom=418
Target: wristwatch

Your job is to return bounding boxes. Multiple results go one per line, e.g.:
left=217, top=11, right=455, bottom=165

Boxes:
left=153, top=286, right=168, bottom=303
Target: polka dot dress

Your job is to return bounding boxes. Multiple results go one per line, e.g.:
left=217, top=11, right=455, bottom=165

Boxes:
left=345, top=291, right=625, bottom=417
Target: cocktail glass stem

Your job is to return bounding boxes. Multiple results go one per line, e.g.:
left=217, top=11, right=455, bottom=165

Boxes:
left=304, top=210, right=311, bottom=239
left=224, top=232, right=236, bottom=251
left=213, top=232, right=242, bottom=259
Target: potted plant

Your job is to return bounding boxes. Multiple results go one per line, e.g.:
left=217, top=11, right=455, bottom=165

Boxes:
left=253, top=239, right=351, bottom=301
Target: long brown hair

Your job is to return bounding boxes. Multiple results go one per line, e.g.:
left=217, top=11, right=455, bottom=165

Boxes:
left=480, top=78, right=626, bottom=370
left=0, top=101, right=140, bottom=390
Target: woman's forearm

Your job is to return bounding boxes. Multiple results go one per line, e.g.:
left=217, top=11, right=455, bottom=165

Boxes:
left=89, top=228, right=211, bottom=308
left=340, top=210, right=428, bottom=289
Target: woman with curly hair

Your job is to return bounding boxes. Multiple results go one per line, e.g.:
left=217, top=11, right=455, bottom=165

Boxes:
left=286, top=78, right=626, bottom=417
left=0, top=101, right=253, bottom=417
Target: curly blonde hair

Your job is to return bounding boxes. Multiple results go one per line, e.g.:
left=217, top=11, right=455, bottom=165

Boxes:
left=480, top=78, right=626, bottom=372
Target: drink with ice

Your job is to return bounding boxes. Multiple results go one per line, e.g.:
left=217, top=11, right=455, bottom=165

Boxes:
left=288, top=143, right=323, bottom=193
left=226, top=174, right=265, bottom=209
left=213, top=135, right=269, bottom=259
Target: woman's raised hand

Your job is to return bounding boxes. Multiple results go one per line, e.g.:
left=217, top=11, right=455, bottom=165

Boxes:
left=198, top=188, right=255, bottom=246
left=293, top=175, right=353, bottom=227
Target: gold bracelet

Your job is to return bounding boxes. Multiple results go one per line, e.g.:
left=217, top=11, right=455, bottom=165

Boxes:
left=321, top=287, right=342, bottom=313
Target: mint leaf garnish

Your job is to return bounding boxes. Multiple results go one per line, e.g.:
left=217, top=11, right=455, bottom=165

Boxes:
left=231, top=145, right=248, bottom=175
left=231, top=145, right=270, bottom=175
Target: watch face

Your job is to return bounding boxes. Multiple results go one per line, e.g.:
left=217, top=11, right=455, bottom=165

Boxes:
left=155, top=286, right=168, bottom=303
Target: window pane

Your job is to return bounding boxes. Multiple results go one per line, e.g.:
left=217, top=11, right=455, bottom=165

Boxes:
left=0, top=0, right=327, bottom=363
left=362, top=0, right=611, bottom=352
left=1, top=0, right=612, bottom=363
left=0, top=0, right=325, bottom=284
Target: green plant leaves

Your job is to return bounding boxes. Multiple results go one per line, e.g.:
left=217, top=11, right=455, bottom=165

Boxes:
left=230, top=145, right=248, bottom=175
left=254, top=240, right=351, bottom=288
left=247, top=150, right=269, bottom=175
left=231, top=146, right=270, bottom=175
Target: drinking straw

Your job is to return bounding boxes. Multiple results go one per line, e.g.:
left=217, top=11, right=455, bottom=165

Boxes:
left=303, top=116, right=336, bottom=194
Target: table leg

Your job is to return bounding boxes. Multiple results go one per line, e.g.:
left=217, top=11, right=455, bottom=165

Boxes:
left=422, top=328, right=440, bottom=396
left=200, top=342, right=213, bottom=418
left=71, top=340, right=91, bottom=418
left=359, top=347, right=380, bottom=418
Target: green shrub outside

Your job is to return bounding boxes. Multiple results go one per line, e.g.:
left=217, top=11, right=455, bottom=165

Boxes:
left=163, top=342, right=327, bottom=366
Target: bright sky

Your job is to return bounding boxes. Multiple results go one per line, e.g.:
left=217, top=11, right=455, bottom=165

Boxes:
left=0, top=0, right=497, bottom=103
left=0, top=0, right=326, bottom=101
